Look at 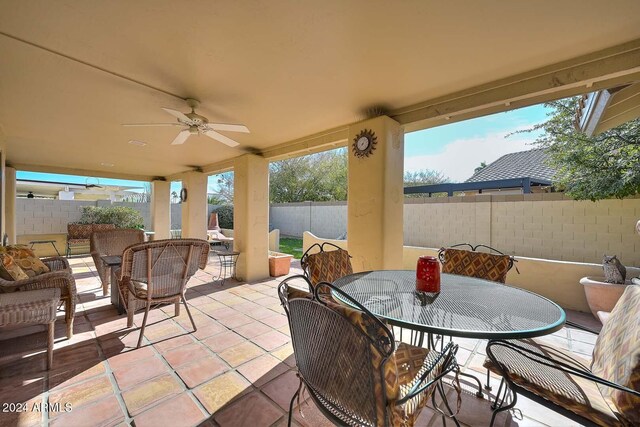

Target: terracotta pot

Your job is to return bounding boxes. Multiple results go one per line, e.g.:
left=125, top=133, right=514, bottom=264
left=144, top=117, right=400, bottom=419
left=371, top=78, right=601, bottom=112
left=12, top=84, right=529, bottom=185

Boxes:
left=579, top=276, right=632, bottom=319
left=269, top=251, right=293, bottom=277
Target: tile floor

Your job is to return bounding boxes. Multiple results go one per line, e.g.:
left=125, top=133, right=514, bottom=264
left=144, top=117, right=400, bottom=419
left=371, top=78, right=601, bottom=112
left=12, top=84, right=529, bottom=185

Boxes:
left=0, top=255, right=599, bottom=427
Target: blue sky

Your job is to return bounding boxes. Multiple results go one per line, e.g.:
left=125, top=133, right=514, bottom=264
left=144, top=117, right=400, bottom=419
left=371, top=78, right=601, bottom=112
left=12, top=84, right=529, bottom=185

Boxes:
left=17, top=104, right=550, bottom=188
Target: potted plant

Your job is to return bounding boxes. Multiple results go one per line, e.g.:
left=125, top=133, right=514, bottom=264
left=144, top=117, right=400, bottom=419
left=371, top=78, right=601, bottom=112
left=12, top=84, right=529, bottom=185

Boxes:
left=269, top=250, right=293, bottom=277
left=580, top=254, right=635, bottom=319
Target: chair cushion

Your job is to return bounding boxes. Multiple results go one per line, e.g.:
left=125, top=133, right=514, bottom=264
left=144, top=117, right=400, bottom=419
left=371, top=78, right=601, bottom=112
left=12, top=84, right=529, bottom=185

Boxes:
left=591, top=285, right=640, bottom=425
left=305, top=248, right=353, bottom=286
left=0, top=253, right=29, bottom=281
left=441, top=248, right=511, bottom=283
left=5, top=246, right=50, bottom=277
left=130, top=280, right=148, bottom=298
left=484, top=338, right=623, bottom=427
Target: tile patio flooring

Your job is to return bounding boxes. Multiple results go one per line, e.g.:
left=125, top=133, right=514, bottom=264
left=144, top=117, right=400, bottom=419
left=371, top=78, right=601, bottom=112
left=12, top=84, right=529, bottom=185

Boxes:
left=0, top=255, right=599, bottom=427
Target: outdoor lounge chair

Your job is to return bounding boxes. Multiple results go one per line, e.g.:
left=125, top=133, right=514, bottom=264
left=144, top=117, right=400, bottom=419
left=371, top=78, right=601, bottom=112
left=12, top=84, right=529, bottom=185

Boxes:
left=278, top=275, right=461, bottom=427
left=0, top=255, right=76, bottom=338
left=119, top=239, right=209, bottom=348
left=484, top=285, right=640, bottom=426
left=300, top=242, right=353, bottom=287
left=206, top=212, right=233, bottom=249
left=90, top=228, right=144, bottom=296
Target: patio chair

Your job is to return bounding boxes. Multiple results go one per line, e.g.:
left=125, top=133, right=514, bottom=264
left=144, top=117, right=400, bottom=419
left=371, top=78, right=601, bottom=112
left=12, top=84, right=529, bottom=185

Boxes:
left=484, top=285, right=640, bottom=427
left=119, top=239, right=209, bottom=348
left=278, top=275, right=461, bottom=427
left=0, top=256, right=76, bottom=338
left=438, top=243, right=515, bottom=284
left=90, top=228, right=145, bottom=296
left=300, top=242, right=353, bottom=287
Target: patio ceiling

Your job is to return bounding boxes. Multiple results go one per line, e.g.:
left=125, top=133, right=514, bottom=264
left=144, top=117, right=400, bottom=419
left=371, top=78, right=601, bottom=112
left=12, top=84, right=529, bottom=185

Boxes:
left=1, top=1, right=640, bottom=179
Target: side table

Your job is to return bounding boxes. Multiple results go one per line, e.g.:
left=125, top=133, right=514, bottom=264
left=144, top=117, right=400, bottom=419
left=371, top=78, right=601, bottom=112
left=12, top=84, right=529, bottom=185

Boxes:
left=29, top=239, right=61, bottom=256
left=211, top=250, right=240, bottom=285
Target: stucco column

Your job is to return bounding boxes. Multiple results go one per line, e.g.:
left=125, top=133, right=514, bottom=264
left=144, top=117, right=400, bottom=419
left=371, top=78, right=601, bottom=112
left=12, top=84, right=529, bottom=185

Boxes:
left=150, top=180, right=170, bottom=240
left=5, top=166, right=16, bottom=244
left=234, top=154, right=269, bottom=281
left=181, top=171, right=208, bottom=239
left=348, top=116, right=404, bottom=271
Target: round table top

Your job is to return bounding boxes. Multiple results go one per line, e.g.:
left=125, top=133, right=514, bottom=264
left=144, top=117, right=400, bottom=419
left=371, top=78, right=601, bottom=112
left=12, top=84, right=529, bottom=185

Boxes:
left=332, top=270, right=566, bottom=339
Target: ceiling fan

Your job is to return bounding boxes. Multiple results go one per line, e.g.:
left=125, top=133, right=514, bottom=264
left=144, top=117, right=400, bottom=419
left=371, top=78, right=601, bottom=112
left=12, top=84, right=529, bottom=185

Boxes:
left=123, top=99, right=249, bottom=147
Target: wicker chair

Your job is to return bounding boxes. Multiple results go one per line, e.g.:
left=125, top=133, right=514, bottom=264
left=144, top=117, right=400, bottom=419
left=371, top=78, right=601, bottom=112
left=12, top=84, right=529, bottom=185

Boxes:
left=90, top=228, right=145, bottom=296
left=0, top=256, right=76, bottom=338
left=278, top=275, right=461, bottom=427
left=485, top=285, right=640, bottom=427
left=0, top=288, right=60, bottom=369
left=300, top=242, right=353, bottom=287
left=119, top=239, right=209, bottom=348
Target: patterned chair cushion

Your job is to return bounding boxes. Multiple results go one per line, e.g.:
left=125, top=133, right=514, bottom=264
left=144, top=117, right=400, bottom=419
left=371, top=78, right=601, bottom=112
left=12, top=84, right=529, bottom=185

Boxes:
left=484, top=338, right=623, bottom=427
left=441, top=248, right=511, bottom=283
left=91, top=223, right=116, bottom=233
left=591, top=285, right=640, bottom=425
left=0, top=253, right=29, bottom=281
left=4, top=246, right=50, bottom=277
left=304, top=248, right=353, bottom=286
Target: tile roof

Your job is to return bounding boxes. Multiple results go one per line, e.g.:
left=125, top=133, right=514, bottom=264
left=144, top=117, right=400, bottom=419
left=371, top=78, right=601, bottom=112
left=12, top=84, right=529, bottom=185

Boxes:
left=465, top=148, right=556, bottom=183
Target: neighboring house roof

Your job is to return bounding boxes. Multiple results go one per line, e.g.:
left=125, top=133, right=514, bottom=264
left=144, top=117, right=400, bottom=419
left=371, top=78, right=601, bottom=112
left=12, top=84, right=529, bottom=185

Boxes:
left=465, top=148, right=555, bottom=183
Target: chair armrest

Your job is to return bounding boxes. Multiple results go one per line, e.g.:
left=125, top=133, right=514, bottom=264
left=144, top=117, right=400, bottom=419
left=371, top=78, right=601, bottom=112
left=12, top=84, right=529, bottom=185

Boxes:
left=42, top=256, right=71, bottom=272
left=486, top=340, right=640, bottom=398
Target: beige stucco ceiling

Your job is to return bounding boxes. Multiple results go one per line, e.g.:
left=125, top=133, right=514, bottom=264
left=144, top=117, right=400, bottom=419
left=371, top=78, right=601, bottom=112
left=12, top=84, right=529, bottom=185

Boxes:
left=1, top=0, right=640, bottom=179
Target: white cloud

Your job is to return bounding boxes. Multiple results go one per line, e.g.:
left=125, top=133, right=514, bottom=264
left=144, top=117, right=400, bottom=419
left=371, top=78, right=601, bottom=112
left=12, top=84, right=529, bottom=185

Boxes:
left=404, top=128, right=538, bottom=182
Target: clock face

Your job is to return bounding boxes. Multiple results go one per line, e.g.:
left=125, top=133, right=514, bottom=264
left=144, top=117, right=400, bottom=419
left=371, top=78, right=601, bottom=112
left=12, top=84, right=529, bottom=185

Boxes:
left=357, top=136, right=370, bottom=151
left=352, top=129, right=377, bottom=158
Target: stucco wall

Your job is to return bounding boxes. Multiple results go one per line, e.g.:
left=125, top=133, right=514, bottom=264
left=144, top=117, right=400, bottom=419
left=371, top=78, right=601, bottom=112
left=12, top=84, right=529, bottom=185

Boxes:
left=276, top=194, right=640, bottom=265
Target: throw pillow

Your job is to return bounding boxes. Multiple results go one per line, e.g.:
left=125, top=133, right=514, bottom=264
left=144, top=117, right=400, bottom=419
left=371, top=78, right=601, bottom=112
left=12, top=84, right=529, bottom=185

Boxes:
left=5, top=246, right=50, bottom=278
left=0, top=253, right=29, bottom=281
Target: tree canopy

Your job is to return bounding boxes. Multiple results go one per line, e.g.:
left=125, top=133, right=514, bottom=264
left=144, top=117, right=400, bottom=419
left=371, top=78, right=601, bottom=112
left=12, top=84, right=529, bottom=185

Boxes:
left=527, top=97, right=640, bottom=201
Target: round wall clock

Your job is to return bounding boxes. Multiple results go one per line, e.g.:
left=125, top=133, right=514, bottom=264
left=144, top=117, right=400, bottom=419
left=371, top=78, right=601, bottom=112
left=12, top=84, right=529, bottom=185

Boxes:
left=352, top=129, right=377, bottom=158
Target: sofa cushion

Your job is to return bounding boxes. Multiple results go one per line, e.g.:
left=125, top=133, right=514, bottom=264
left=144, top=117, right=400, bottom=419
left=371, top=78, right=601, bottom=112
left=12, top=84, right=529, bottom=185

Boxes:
left=441, top=248, right=511, bottom=283
left=0, top=253, right=29, bottom=281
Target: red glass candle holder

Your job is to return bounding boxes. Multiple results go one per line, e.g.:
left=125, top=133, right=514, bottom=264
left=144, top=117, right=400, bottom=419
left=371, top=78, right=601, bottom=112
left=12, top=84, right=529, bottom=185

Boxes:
left=416, top=256, right=441, bottom=293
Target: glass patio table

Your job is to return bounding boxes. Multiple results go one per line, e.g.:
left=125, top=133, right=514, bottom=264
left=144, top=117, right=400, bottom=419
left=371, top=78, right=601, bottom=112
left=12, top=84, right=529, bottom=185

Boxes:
left=332, top=270, right=566, bottom=340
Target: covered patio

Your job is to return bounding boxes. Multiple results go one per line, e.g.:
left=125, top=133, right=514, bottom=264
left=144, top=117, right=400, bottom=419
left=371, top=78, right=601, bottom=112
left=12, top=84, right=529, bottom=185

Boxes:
left=1, top=1, right=640, bottom=426
left=1, top=255, right=600, bottom=426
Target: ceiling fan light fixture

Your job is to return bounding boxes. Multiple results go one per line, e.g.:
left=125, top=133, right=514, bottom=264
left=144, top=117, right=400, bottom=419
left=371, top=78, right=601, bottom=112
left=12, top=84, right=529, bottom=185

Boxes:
left=188, top=126, right=199, bottom=135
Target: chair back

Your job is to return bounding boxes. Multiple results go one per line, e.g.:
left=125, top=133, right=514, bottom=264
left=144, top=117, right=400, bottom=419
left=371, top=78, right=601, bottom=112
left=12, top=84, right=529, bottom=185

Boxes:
left=591, top=285, right=640, bottom=425
left=120, top=239, right=209, bottom=299
left=91, top=229, right=145, bottom=285
left=300, top=243, right=353, bottom=286
left=91, top=229, right=145, bottom=257
left=438, top=243, right=513, bottom=283
left=279, top=276, right=395, bottom=426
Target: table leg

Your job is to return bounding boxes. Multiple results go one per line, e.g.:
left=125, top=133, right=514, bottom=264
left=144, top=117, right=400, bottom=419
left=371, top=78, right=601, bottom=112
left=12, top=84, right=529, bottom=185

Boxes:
left=110, top=268, right=124, bottom=315
left=49, top=242, right=61, bottom=256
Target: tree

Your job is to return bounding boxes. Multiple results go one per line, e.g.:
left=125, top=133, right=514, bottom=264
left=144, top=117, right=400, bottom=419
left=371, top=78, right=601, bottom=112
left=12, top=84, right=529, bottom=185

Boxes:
left=269, top=149, right=348, bottom=202
left=403, top=169, right=450, bottom=198
left=209, top=172, right=234, bottom=204
left=474, top=161, right=487, bottom=174
left=523, top=97, right=640, bottom=201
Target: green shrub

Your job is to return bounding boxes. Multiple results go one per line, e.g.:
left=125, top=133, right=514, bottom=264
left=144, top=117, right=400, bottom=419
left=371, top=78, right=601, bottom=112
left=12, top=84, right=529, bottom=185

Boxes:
left=216, top=205, right=234, bottom=229
left=79, top=206, right=144, bottom=229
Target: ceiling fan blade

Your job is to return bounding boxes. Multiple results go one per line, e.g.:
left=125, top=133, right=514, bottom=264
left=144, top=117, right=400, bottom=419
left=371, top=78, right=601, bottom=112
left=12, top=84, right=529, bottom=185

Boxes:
left=122, top=123, right=184, bottom=127
left=204, top=130, right=240, bottom=147
left=171, top=130, right=191, bottom=145
left=206, top=123, right=250, bottom=133
left=162, top=107, right=193, bottom=124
